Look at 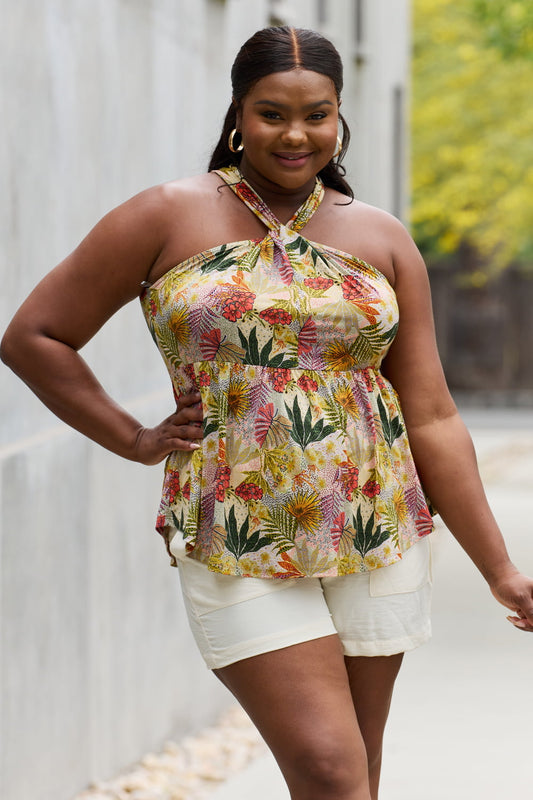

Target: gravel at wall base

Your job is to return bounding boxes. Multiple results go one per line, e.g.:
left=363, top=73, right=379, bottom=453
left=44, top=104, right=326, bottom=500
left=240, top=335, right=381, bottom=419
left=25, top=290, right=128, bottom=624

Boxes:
left=73, top=707, right=267, bottom=800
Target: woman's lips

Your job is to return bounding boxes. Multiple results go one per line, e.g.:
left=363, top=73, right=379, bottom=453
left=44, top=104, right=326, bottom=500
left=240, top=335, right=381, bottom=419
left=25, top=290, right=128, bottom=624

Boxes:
left=273, top=152, right=312, bottom=167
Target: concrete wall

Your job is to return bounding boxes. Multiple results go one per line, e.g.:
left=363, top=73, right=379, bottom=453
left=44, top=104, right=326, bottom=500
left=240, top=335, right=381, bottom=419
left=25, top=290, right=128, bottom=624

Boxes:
left=0, top=2, right=410, bottom=798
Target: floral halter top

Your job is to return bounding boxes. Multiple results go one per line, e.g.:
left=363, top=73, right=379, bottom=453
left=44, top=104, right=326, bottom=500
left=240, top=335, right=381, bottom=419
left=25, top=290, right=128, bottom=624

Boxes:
left=140, top=166, right=433, bottom=578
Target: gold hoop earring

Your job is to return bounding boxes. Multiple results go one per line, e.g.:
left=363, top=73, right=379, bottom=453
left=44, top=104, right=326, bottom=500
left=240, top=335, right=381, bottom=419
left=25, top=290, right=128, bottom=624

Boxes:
left=333, top=136, right=343, bottom=159
left=228, top=129, right=244, bottom=153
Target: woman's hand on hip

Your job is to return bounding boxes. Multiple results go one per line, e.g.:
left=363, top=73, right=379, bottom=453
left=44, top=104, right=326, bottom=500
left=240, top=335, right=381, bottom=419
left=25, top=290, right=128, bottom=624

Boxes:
left=134, top=392, right=204, bottom=465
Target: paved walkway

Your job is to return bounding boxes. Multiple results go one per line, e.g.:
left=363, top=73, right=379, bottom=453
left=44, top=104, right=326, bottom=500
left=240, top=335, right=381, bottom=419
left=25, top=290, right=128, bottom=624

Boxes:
left=211, top=408, right=533, bottom=800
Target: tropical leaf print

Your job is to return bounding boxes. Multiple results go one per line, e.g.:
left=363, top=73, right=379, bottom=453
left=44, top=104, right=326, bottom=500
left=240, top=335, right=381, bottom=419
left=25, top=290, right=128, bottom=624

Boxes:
left=155, top=325, right=183, bottom=369
left=351, top=507, right=390, bottom=558
left=263, top=446, right=290, bottom=483
left=282, top=542, right=336, bottom=577
left=323, top=396, right=348, bottom=435
left=298, top=316, right=317, bottom=353
left=188, top=304, right=219, bottom=338
left=263, top=507, right=298, bottom=553
left=286, top=236, right=328, bottom=269
left=200, top=244, right=240, bottom=273
left=377, top=394, right=404, bottom=447
left=140, top=165, right=434, bottom=579
left=200, top=328, right=244, bottom=362
left=352, top=322, right=399, bottom=365
left=224, top=506, right=271, bottom=560
left=284, top=396, right=336, bottom=451
left=237, top=326, right=297, bottom=368
left=237, top=241, right=262, bottom=272
left=255, top=403, right=292, bottom=448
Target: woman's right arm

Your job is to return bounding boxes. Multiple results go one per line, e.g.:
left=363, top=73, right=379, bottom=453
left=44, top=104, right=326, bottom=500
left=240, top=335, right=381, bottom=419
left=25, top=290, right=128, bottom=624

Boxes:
left=1, top=185, right=202, bottom=464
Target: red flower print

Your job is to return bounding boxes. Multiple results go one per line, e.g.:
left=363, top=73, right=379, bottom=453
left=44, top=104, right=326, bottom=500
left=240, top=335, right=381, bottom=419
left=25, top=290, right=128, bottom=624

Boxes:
left=182, top=481, right=191, bottom=501
left=297, top=375, right=318, bottom=392
left=338, top=460, right=359, bottom=501
left=362, top=479, right=381, bottom=498
left=220, top=289, right=255, bottom=321
left=215, top=463, right=231, bottom=502
left=198, top=370, right=211, bottom=387
left=341, top=274, right=365, bottom=301
left=304, top=277, right=333, bottom=291
left=235, top=482, right=264, bottom=501
left=149, top=298, right=158, bottom=317
left=259, top=308, right=293, bottom=325
left=362, top=369, right=373, bottom=392
left=268, top=368, right=292, bottom=392
left=164, top=471, right=181, bottom=503
left=183, top=364, right=198, bottom=387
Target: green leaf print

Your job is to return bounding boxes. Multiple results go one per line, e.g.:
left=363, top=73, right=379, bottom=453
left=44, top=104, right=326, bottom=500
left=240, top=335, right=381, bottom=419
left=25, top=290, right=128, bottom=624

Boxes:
left=156, top=326, right=183, bottom=370
left=377, top=395, right=404, bottom=448
left=323, top=397, right=348, bottom=435
left=237, top=326, right=297, bottom=368
left=284, top=396, right=336, bottom=451
left=351, top=507, right=390, bottom=558
left=170, top=509, right=186, bottom=533
left=225, top=505, right=271, bottom=560
left=285, top=237, right=326, bottom=269
left=285, top=237, right=308, bottom=256
left=263, top=507, right=298, bottom=553
left=200, top=244, right=240, bottom=273
left=352, top=322, right=399, bottom=365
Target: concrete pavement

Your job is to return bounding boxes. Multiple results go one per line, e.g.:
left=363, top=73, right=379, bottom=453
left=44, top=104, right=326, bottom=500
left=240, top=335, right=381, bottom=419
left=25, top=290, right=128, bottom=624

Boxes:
left=211, top=408, right=533, bottom=799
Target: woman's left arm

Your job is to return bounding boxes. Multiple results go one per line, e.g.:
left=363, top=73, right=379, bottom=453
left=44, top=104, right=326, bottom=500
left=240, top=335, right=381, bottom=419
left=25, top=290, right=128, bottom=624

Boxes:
left=381, top=215, right=533, bottom=632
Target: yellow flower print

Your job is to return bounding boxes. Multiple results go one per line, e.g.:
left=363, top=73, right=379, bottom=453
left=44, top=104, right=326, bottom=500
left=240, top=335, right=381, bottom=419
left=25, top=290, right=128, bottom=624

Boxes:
left=333, top=384, right=360, bottom=417
left=316, top=453, right=326, bottom=469
left=364, top=553, right=384, bottom=570
left=238, top=557, right=254, bottom=574
left=324, top=340, right=357, bottom=370
left=393, top=488, right=408, bottom=525
left=285, top=451, right=300, bottom=473
left=259, top=238, right=274, bottom=262
left=169, top=305, right=191, bottom=344
left=338, top=553, right=363, bottom=575
left=283, top=490, right=322, bottom=533
left=227, top=377, right=250, bottom=420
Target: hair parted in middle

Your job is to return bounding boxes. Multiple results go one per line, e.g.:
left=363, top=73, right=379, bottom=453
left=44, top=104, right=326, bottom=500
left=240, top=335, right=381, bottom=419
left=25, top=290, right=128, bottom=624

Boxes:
left=208, top=26, right=353, bottom=198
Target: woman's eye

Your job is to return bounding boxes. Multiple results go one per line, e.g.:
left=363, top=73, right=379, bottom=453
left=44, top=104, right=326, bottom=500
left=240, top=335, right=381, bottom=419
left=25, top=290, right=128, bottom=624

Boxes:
left=262, top=111, right=282, bottom=120
left=309, top=112, right=327, bottom=120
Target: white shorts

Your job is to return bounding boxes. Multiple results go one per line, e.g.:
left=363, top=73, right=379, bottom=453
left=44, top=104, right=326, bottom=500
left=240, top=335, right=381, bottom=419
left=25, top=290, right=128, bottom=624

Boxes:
left=175, top=537, right=433, bottom=670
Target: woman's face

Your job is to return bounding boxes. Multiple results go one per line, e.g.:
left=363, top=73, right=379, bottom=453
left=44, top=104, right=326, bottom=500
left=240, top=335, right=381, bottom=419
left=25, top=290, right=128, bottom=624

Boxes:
left=235, top=69, right=340, bottom=195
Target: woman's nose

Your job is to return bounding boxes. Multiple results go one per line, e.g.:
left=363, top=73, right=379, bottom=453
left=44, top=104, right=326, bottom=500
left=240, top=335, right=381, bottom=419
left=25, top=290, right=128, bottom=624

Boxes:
left=281, top=123, right=306, bottom=145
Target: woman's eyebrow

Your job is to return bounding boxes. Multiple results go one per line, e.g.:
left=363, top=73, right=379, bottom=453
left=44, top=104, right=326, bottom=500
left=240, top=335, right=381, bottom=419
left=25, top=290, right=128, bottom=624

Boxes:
left=253, top=99, right=335, bottom=109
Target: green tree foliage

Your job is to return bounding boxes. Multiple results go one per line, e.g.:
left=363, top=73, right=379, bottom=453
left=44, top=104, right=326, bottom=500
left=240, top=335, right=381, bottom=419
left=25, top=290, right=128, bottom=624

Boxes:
left=411, top=0, right=533, bottom=280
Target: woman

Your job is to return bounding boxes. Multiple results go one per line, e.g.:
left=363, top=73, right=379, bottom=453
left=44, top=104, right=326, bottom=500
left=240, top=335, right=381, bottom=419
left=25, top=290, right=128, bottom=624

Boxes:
left=2, top=26, right=532, bottom=800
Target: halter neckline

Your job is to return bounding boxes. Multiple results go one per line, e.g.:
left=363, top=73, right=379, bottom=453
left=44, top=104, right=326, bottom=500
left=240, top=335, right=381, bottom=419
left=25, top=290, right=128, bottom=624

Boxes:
left=214, top=166, right=325, bottom=234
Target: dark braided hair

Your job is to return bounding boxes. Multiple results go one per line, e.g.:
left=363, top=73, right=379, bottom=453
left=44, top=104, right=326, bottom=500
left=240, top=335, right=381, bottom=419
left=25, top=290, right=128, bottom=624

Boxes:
left=208, top=26, right=353, bottom=199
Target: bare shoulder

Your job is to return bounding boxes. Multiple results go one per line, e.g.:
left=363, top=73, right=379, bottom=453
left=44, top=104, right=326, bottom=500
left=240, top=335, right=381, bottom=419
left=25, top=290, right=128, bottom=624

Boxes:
left=314, top=189, right=419, bottom=284
left=146, top=172, right=225, bottom=214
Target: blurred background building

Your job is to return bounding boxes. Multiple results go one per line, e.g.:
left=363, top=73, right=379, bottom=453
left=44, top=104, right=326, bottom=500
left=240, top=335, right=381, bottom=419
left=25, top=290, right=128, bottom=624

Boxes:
left=0, top=2, right=411, bottom=799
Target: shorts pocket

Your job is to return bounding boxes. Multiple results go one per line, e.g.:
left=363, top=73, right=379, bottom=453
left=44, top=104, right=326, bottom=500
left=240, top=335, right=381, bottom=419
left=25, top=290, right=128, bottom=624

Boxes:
left=176, top=553, right=296, bottom=616
left=369, top=537, right=432, bottom=598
